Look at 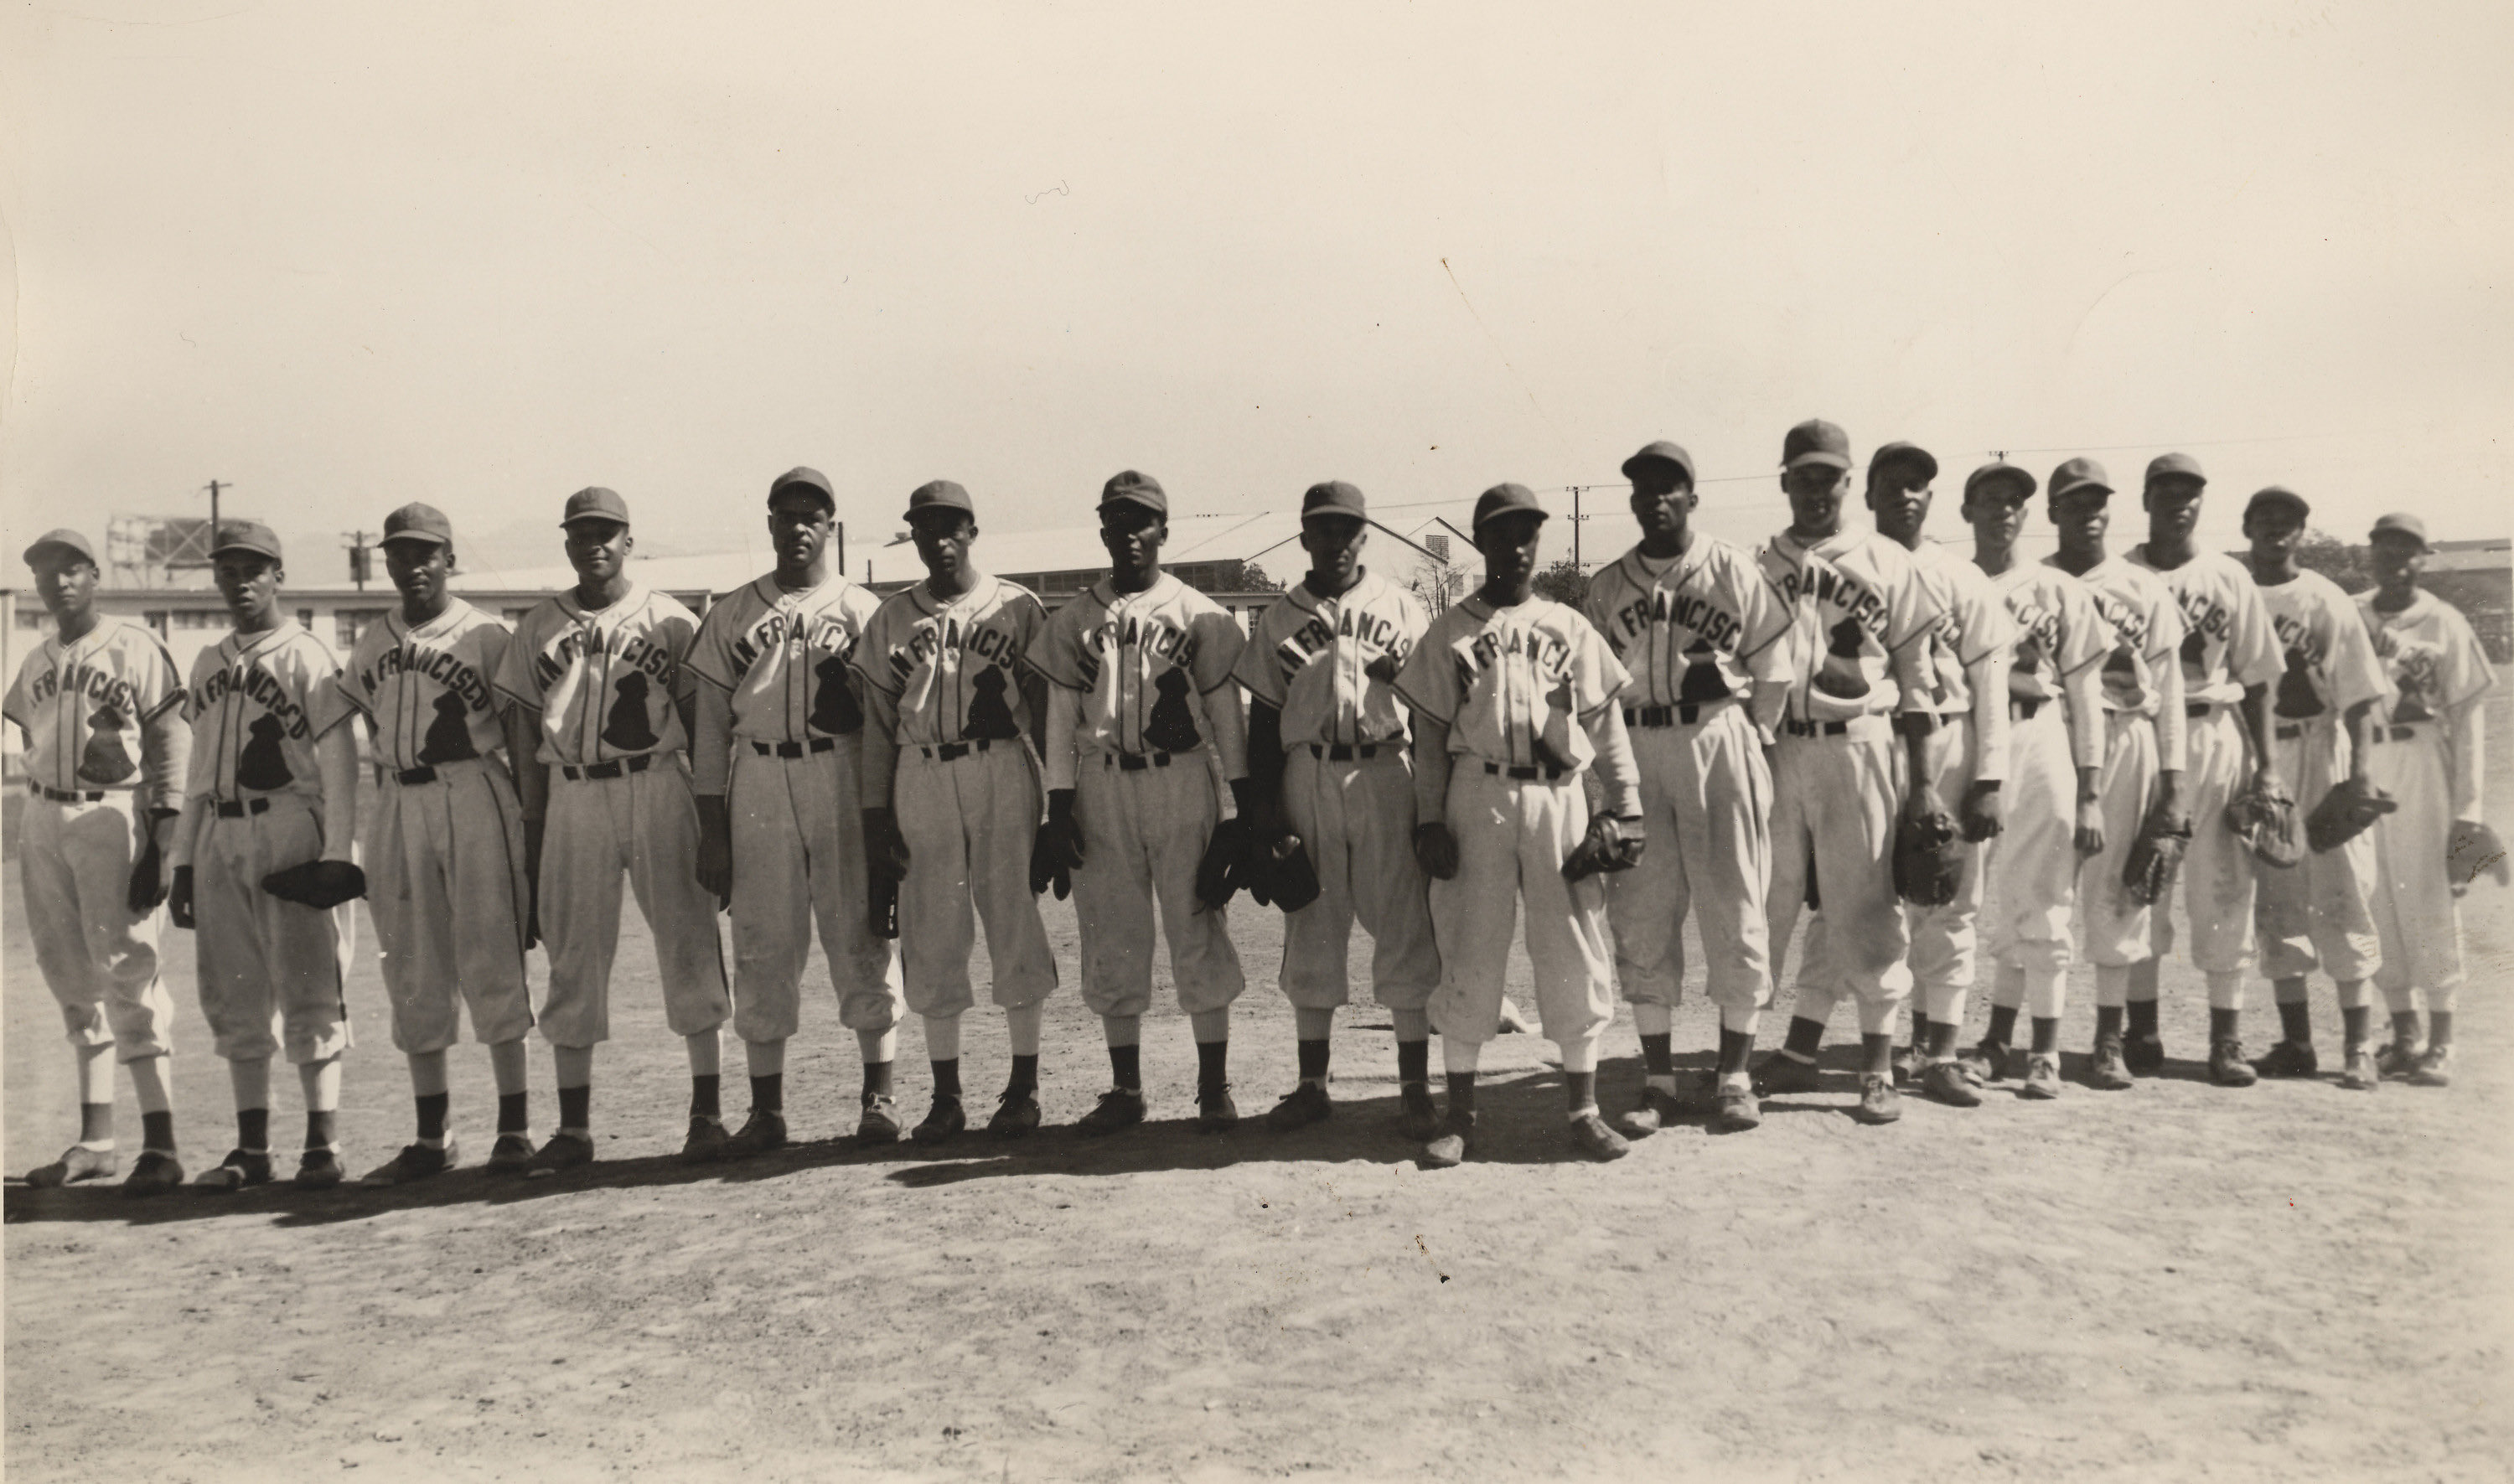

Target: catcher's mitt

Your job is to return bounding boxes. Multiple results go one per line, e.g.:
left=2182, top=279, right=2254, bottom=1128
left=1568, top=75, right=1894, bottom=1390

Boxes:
left=1562, top=814, right=1643, bottom=883
left=2304, top=778, right=2396, bottom=855
left=2120, top=813, right=2192, bottom=907
left=261, top=858, right=367, bottom=911
left=1267, top=835, right=1323, bottom=913
left=2448, top=819, right=2510, bottom=896
left=1891, top=807, right=1963, bottom=907
left=2226, top=778, right=2301, bottom=870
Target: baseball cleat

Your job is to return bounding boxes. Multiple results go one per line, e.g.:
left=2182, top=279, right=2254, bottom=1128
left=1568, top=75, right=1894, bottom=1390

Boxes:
left=1265, top=1081, right=1332, bottom=1132
left=1752, top=1052, right=1822, bottom=1098
left=486, top=1133, right=536, bottom=1172
left=728, top=1109, right=792, bottom=1156
left=361, top=1136, right=458, bottom=1187
left=1960, top=1042, right=2014, bottom=1083
left=1398, top=1082, right=1442, bottom=1141
left=122, top=1150, right=185, bottom=1197
left=293, top=1145, right=346, bottom=1191
left=2088, top=1037, right=2134, bottom=1091
left=1420, top=1113, right=1476, bottom=1169
left=1852, top=1073, right=1902, bottom=1125
left=678, top=1115, right=731, bottom=1165
left=1567, top=1112, right=1630, bottom=1161
left=523, top=1131, right=595, bottom=1178
left=2208, top=1040, right=2259, bottom=1087
left=2019, top=1053, right=2063, bottom=1099
left=1076, top=1088, right=1146, bottom=1136
left=2410, top=1045, right=2454, bottom=1087
left=2123, top=1032, right=2167, bottom=1075
left=1614, top=1085, right=1685, bottom=1138
left=1197, top=1085, right=1239, bottom=1132
left=194, top=1148, right=274, bottom=1192
left=856, top=1094, right=904, bottom=1148
left=1710, top=1077, right=1763, bottom=1131
left=2252, top=1040, right=2319, bottom=1078
left=910, top=1099, right=964, bottom=1145
left=24, top=1143, right=119, bottom=1188
left=1920, top=1060, right=1983, bottom=1108
left=987, top=1090, right=1042, bottom=1138
left=2375, top=1041, right=2423, bottom=1080
left=1891, top=1043, right=1927, bottom=1089
left=2338, top=1049, right=2381, bottom=1092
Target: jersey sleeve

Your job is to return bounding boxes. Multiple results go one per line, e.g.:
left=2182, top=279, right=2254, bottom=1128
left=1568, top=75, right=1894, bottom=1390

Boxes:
left=2439, top=604, right=2500, bottom=711
left=2222, top=574, right=2284, bottom=690
left=329, top=623, right=386, bottom=721
left=1393, top=613, right=1461, bottom=725
left=130, top=630, right=187, bottom=723
left=1568, top=613, right=1631, bottom=718
left=2, top=649, right=34, bottom=731
left=298, top=637, right=357, bottom=741
left=658, top=602, right=702, bottom=707
left=1880, top=545, right=1941, bottom=655
left=2053, top=578, right=2114, bottom=679
left=1229, top=598, right=1291, bottom=706
left=492, top=608, right=550, bottom=711
left=1027, top=599, right=1092, bottom=691
left=2321, top=585, right=2392, bottom=715
left=1953, top=569, right=2016, bottom=668
left=847, top=597, right=909, bottom=700
left=1578, top=568, right=1622, bottom=652
left=683, top=590, right=747, bottom=694
left=1187, top=603, right=1245, bottom=695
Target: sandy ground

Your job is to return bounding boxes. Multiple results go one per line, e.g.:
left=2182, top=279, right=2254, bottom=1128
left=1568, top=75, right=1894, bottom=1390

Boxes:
left=8, top=701, right=2512, bottom=1482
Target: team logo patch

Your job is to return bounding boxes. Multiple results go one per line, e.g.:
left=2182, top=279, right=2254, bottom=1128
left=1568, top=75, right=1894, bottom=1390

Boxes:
left=603, top=672, right=660, bottom=751
left=2273, top=647, right=2322, bottom=720
left=965, top=665, right=1021, bottom=741
left=78, top=706, right=137, bottom=783
left=238, top=714, right=294, bottom=790
left=420, top=690, right=479, bottom=764
left=1813, top=617, right=1870, bottom=700
left=1145, top=668, right=1203, bottom=752
left=810, top=654, right=863, bottom=735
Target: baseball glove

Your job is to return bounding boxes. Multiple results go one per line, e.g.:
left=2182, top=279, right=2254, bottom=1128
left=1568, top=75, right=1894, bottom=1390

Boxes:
left=870, top=871, right=899, bottom=940
left=127, top=837, right=168, bottom=915
left=2448, top=819, right=2510, bottom=895
left=862, top=807, right=912, bottom=885
left=1413, top=821, right=1460, bottom=882
left=1562, top=814, right=1643, bottom=883
left=168, top=864, right=196, bottom=931
left=2226, top=778, right=2302, bottom=870
left=1030, top=790, right=1085, bottom=899
left=261, top=859, right=367, bottom=911
left=2304, top=778, right=2396, bottom=855
left=1266, top=835, right=1322, bottom=913
left=1196, top=817, right=1254, bottom=910
left=2120, top=810, right=2193, bottom=907
left=1891, top=807, right=1963, bottom=907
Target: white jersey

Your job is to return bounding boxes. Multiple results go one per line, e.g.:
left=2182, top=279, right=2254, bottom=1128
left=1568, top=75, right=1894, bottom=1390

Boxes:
left=494, top=583, right=699, bottom=766
left=685, top=573, right=883, bottom=744
left=1582, top=536, right=1789, bottom=725
left=183, top=622, right=349, bottom=804
left=1232, top=569, right=1428, bottom=749
left=1990, top=561, right=2116, bottom=768
left=853, top=575, right=1049, bottom=747
left=1756, top=528, right=1941, bottom=724
left=330, top=597, right=513, bottom=772
left=4, top=615, right=185, bottom=800
left=2359, top=588, right=2494, bottom=731
left=2128, top=546, right=2284, bottom=707
left=1394, top=595, right=1627, bottom=774
left=1908, top=541, right=2018, bottom=719
left=2258, top=568, right=2391, bottom=726
left=1031, top=573, right=1245, bottom=759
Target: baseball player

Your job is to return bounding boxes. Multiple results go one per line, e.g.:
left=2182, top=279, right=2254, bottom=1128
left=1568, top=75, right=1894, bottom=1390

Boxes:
left=1751, top=421, right=1958, bottom=1127
left=332, top=504, right=540, bottom=1184
left=1395, top=482, right=1644, bottom=1166
left=2242, top=487, right=2394, bottom=1089
left=2357, top=512, right=2499, bottom=1087
left=166, top=521, right=361, bottom=1191
left=2125, top=453, right=2287, bottom=1085
left=1956, top=463, right=2113, bottom=1099
left=493, top=487, right=731, bottom=1174
left=687, top=468, right=902, bottom=1156
left=1030, top=471, right=1252, bottom=1134
left=1233, top=480, right=1443, bottom=1139
left=1580, top=443, right=1787, bottom=1135
left=8, top=529, right=189, bottom=1194
left=852, top=479, right=1058, bottom=1144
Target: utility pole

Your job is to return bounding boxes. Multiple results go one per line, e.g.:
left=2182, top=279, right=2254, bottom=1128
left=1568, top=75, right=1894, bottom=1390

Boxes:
left=204, top=479, right=228, bottom=544
left=344, top=531, right=374, bottom=592
left=1570, top=485, right=1585, bottom=569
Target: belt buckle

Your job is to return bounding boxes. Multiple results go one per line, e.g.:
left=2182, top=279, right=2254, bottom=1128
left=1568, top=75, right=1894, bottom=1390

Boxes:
left=1119, top=752, right=1148, bottom=772
left=939, top=742, right=970, bottom=762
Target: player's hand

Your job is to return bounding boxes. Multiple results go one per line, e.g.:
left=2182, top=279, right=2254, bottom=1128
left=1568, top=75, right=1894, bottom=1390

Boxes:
left=2073, top=798, right=2105, bottom=859
left=168, top=866, right=195, bottom=930
left=694, top=801, right=733, bottom=911
left=1412, top=821, right=1460, bottom=881
left=127, top=837, right=168, bottom=915
left=1958, top=780, right=2004, bottom=843
left=862, top=807, right=912, bottom=885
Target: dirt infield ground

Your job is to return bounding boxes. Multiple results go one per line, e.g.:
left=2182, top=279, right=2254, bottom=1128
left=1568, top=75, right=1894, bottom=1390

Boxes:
left=8, top=701, right=2512, bottom=1482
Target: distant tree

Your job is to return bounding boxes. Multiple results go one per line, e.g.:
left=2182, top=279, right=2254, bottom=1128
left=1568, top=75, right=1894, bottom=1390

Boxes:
left=2291, top=530, right=2375, bottom=593
left=1407, top=555, right=1462, bottom=614
left=1529, top=558, right=1590, bottom=609
left=1209, top=560, right=1284, bottom=593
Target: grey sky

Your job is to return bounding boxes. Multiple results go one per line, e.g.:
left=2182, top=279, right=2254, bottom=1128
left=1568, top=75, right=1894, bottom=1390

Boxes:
left=4, top=1, right=2506, bottom=585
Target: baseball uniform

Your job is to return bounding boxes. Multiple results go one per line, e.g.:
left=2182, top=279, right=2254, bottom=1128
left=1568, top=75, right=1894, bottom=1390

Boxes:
left=2064, top=555, right=2189, bottom=969
left=6, top=615, right=187, bottom=1060
left=852, top=573, right=1056, bottom=1020
left=178, top=622, right=359, bottom=1063
left=331, top=598, right=533, bottom=1054
left=2129, top=546, right=2284, bottom=983
left=1581, top=537, right=1788, bottom=1026
left=1756, top=526, right=1942, bottom=1033
left=2253, top=568, right=2392, bottom=983
left=2357, top=586, right=2495, bottom=1009
left=1032, top=573, right=1248, bottom=1019
left=1393, top=593, right=1634, bottom=1051
left=494, top=582, right=729, bottom=1047
left=1233, top=569, right=1440, bottom=1013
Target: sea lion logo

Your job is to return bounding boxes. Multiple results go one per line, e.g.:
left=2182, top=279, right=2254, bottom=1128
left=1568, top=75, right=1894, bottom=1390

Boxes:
left=2389, top=641, right=2439, bottom=724
left=2180, top=627, right=2208, bottom=685
left=78, top=706, right=137, bottom=783
left=1811, top=617, right=1871, bottom=701
left=2273, top=646, right=2323, bottom=720
left=602, top=672, right=659, bottom=751
left=964, top=664, right=1021, bottom=741
left=809, top=653, right=862, bottom=735
left=1531, top=675, right=1578, bottom=773
left=1144, top=667, right=1203, bottom=753
left=1677, top=638, right=1732, bottom=706
left=2101, top=644, right=2146, bottom=711
left=418, top=690, right=478, bottom=764
left=237, top=714, right=293, bottom=791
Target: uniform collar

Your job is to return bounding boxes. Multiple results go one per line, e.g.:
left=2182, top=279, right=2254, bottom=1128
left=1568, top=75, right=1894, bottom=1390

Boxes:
left=392, top=597, right=473, bottom=643
left=911, top=572, right=996, bottom=617
left=564, top=581, right=646, bottom=621
left=1094, top=571, right=1177, bottom=608
left=1772, top=526, right=1865, bottom=563
left=1288, top=568, right=1376, bottom=618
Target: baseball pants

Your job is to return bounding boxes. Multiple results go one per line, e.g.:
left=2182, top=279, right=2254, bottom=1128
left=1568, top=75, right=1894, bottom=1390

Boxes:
left=1767, top=716, right=1911, bottom=1034
left=727, top=739, right=902, bottom=1042
left=1275, top=747, right=1440, bottom=1012
left=537, top=758, right=731, bottom=1047
left=2257, top=719, right=2380, bottom=983
left=2153, top=704, right=2258, bottom=975
left=895, top=740, right=1057, bottom=1019
left=1073, top=751, right=1245, bottom=1019
left=193, top=794, right=354, bottom=1064
left=1605, top=703, right=1772, bottom=1021
left=2365, top=721, right=2463, bottom=1004
left=366, top=758, right=535, bottom=1054
left=2074, top=711, right=2160, bottom=969
left=1799, top=716, right=1984, bottom=1027
left=1428, top=766, right=1614, bottom=1052
left=1981, top=701, right=2081, bottom=977
left=21, top=790, right=173, bottom=1058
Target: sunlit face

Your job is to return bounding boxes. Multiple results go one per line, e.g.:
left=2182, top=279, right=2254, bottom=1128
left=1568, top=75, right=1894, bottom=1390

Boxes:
left=1627, top=467, right=1694, bottom=541
left=1867, top=465, right=1934, bottom=546
left=1099, top=503, right=1166, bottom=578
left=30, top=551, right=100, bottom=624
left=1783, top=464, right=1852, bottom=536
left=1960, top=480, right=2034, bottom=553
left=2369, top=530, right=2429, bottom=591
left=563, top=518, right=631, bottom=584
left=768, top=490, right=835, bottom=572
left=1476, top=510, right=1545, bottom=591
left=213, top=551, right=284, bottom=627
left=1298, top=514, right=1367, bottom=585
left=2049, top=487, right=2111, bottom=551
left=910, top=507, right=978, bottom=582
left=2242, top=503, right=2307, bottom=567
left=2142, top=475, right=2206, bottom=545
left=383, top=539, right=453, bottom=610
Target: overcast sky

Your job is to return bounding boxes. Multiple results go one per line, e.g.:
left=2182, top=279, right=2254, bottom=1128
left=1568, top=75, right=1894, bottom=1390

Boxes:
left=3, top=1, right=2507, bottom=587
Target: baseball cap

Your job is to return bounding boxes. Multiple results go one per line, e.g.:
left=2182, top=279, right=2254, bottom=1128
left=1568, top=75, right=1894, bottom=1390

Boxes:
left=2369, top=511, right=2429, bottom=549
left=1099, top=470, right=1168, bottom=516
left=380, top=503, right=454, bottom=547
left=903, top=480, right=975, bottom=521
left=1962, top=461, right=2038, bottom=504
left=1620, top=441, right=1696, bottom=485
left=1472, top=483, right=1548, bottom=530
left=2047, top=458, right=2113, bottom=503
left=209, top=520, right=285, bottom=561
left=2244, top=485, right=2310, bottom=521
left=769, top=466, right=836, bottom=512
left=1869, top=441, right=1938, bottom=487
left=21, top=528, right=96, bottom=568
left=2144, top=452, right=2206, bottom=488
left=1301, top=481, right=1367, bottom=523
left=1782, top=419, right=1852, bottom=473
left=561, top=487, right=631, bottom=528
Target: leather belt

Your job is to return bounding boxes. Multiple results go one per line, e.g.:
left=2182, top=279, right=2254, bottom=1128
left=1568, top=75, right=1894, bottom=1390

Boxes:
left=750, top=737, right=836, bottom=758
left=2368, top=723, right=2422, bottom=744
left=393, top=766, right=439, bottom=785
left=1624, top=704, right=1704, bottom=728
left=1309, top=742, right=1381, bottom=761
left=561, top=754, right=655, bottom=782
left=215, top=797, right=272, bottom=818
left=1484, top=761, right=1565, bottom=782
left=1113, top=751, right=1173, bottom=772
left=2010, top=698, right=2042, bottom=721
left=29, top=783, right=106, bottom=804
left=923, top=738, right=997, bottom=762
left=1782, top=718, right=1851, bottom=738
left=2186, top=701, right=2217, bottom=718
left=2273, top=722, right=2308, bottom=741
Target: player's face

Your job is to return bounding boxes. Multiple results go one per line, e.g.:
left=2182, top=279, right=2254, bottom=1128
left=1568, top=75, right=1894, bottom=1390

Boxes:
left=213, top=552, right=284, bottom=628
left=1627, top=470, right=1695, bottom=540
left=1476, top=512, right=1545, bottom=592
left=1298, top=514, right=1367, bottom=583
left=2243, top=505, right=2306, bottom=567
left=1782, top=465, right=1852, bottom=537
left=2143, top=476, right=2205, bottom=543
left=563, top=519, right=632, bottom=583
left=30, top=552, right=99, bottom=623
left=768, top=492, right=835, bottom=572
left=2049, top=489, right=2111, bottom=553
left=2368, top=531, right=2428, bottom=592
left=1961, top=484, right=2032, bottom=555
left=1100, top=504, right=1166, bottom=578
left=383, top=539, right=452, bottom=608
left=1867, top=473, right=1933, bottom=545
left=910, top=509, right=978, bottom=581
